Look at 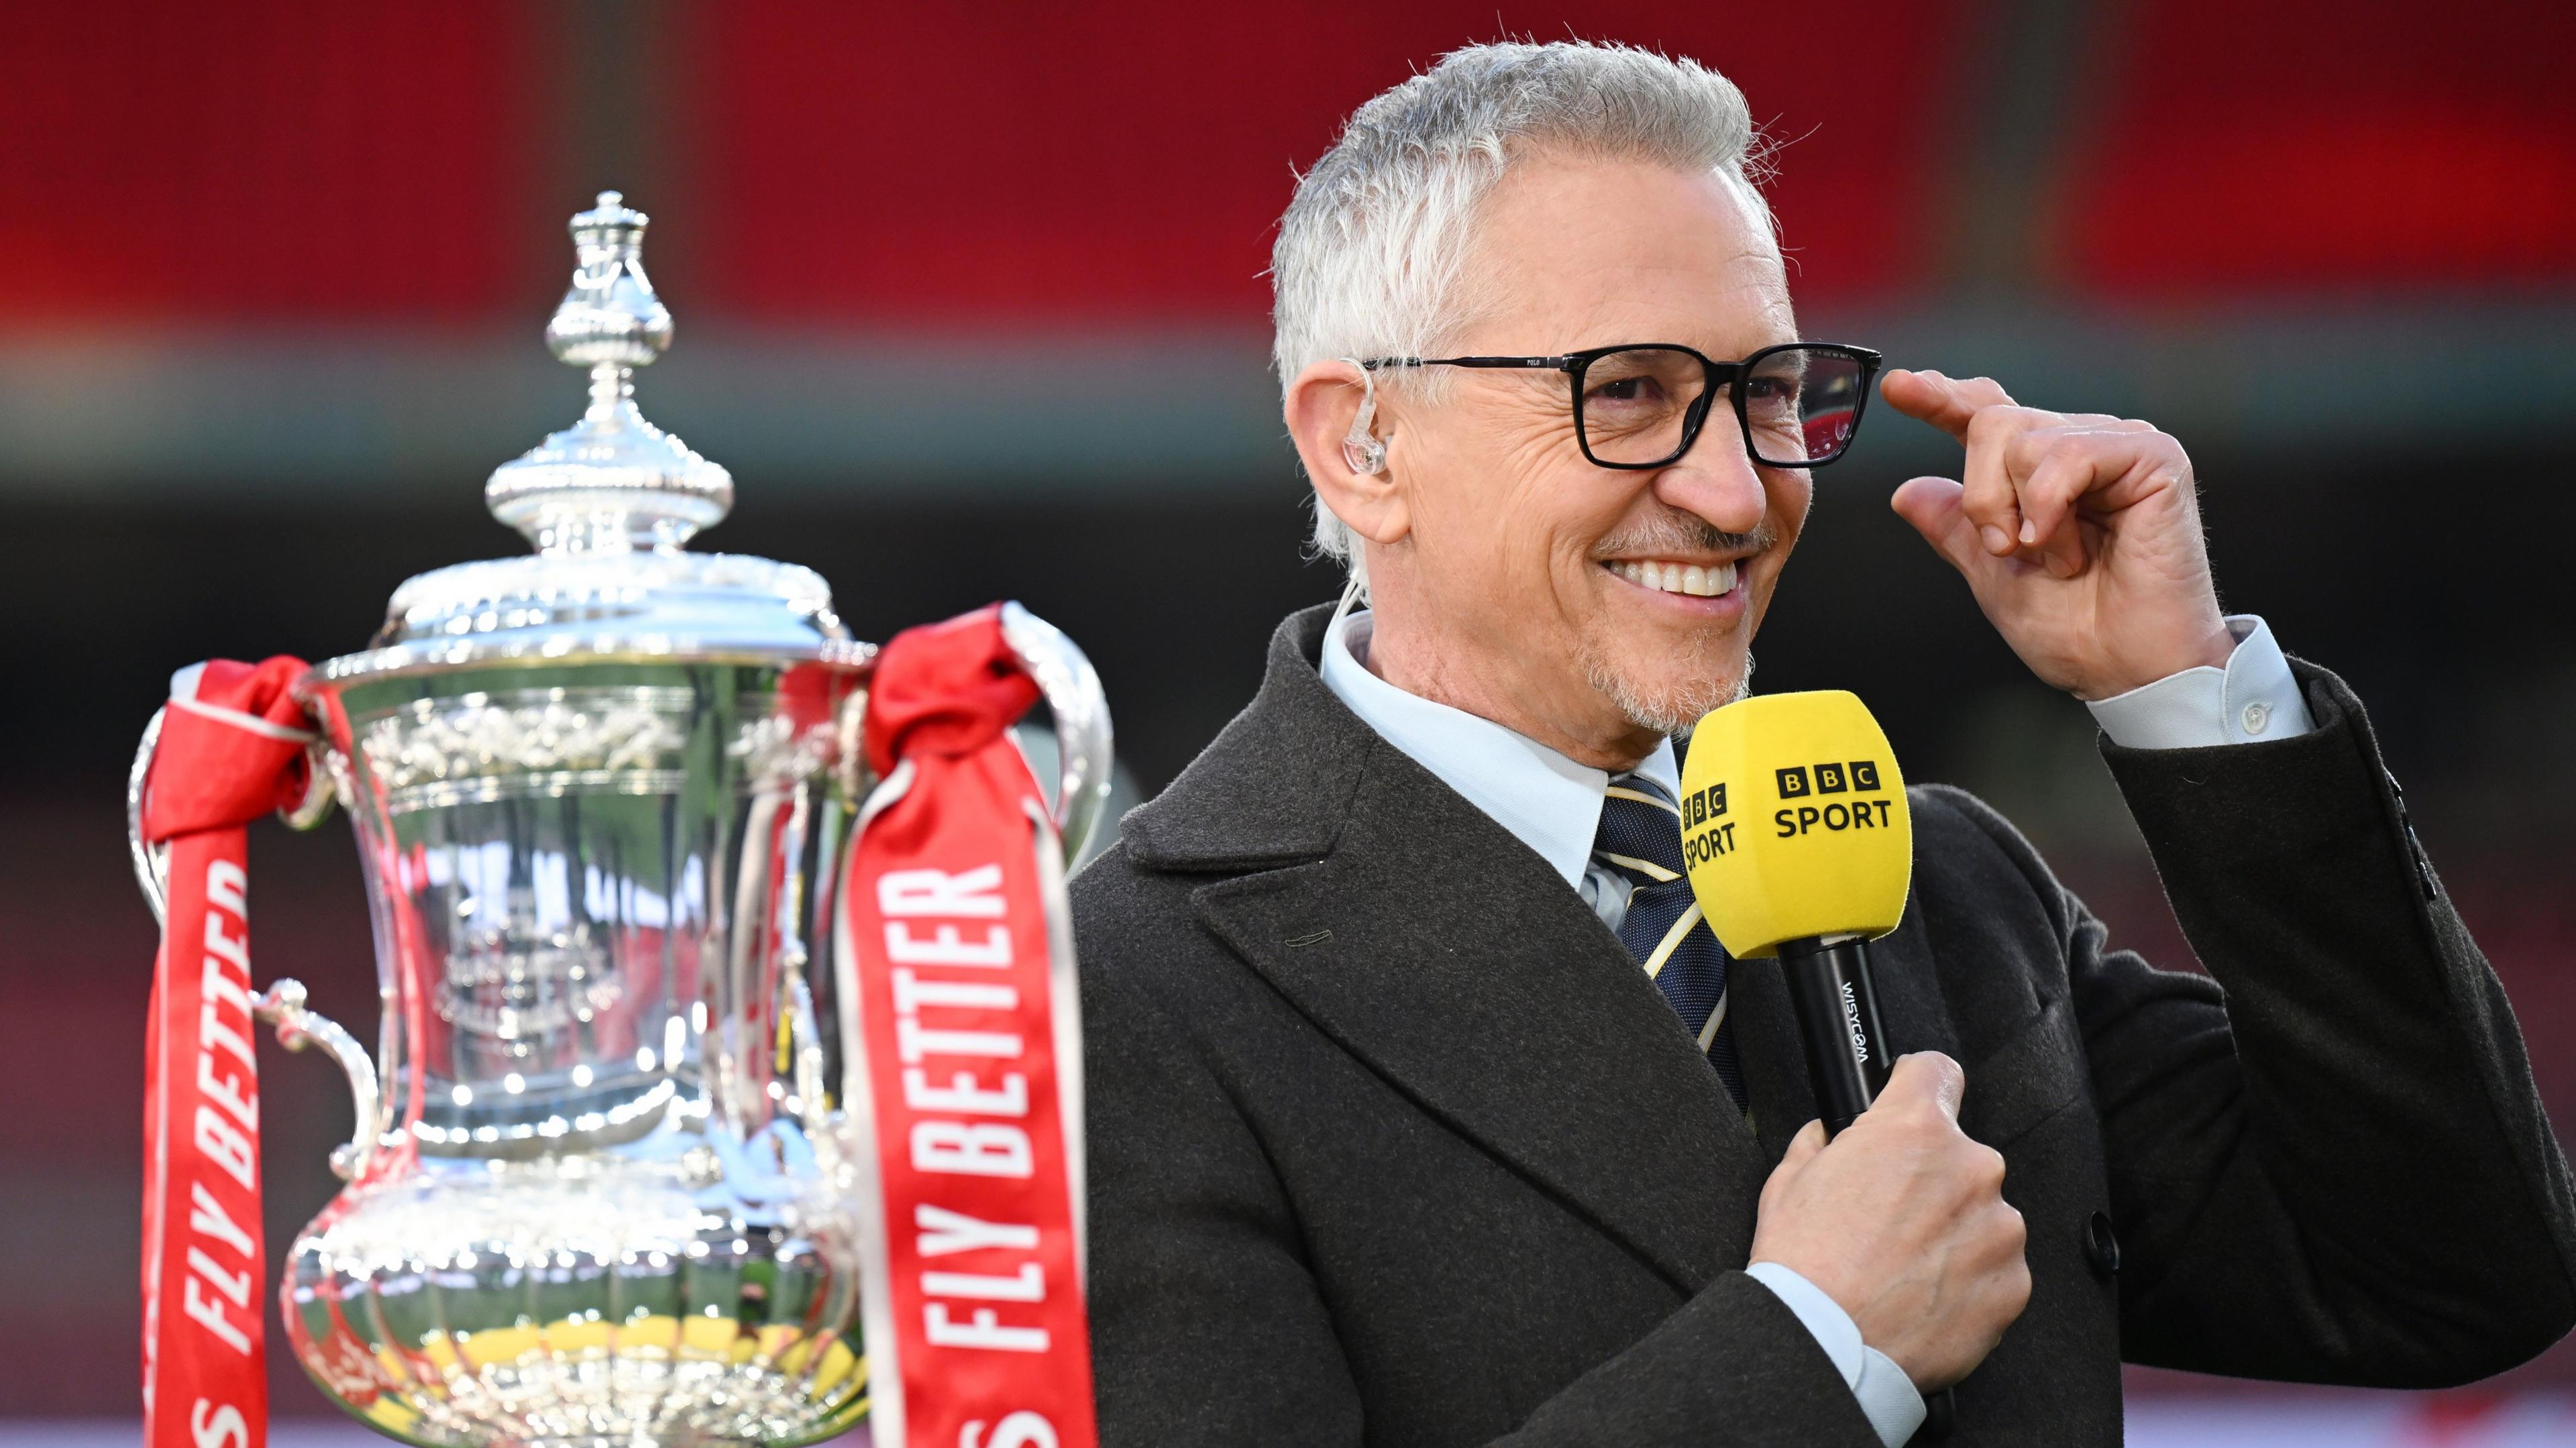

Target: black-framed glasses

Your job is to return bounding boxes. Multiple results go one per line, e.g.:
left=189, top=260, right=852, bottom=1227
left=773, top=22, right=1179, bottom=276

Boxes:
left=1362, top=341, right=1882, bottom=470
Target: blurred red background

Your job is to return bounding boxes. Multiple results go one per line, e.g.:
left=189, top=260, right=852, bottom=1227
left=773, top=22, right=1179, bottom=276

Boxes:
left=13, top=0, right=2571, bottom=327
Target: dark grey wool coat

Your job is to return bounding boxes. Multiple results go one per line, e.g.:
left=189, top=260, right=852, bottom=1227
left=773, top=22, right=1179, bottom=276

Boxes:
left=1070, top=604, right=2576, bottom=1446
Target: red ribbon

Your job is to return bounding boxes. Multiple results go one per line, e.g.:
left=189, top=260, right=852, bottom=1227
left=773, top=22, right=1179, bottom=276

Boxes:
left=138, top=657, right=316, bottom=1448
left=841, top=606, right=1099, bottom=1448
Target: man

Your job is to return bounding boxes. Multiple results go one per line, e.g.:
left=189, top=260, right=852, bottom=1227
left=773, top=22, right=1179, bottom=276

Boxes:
left=1072, top=40, right=2576, bottom=1446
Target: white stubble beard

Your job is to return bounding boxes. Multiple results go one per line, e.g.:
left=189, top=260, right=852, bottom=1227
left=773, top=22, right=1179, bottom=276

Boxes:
left=1578, top=628, right=1754, bottom=736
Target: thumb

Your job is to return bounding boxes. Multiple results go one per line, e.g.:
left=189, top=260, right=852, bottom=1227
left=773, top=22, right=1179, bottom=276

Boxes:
left=1890, top=476, right=1986, bottom=577
left=1884, top=1050, right=1968, bottom=1123
left=1779, top=1117, right=1829, bottom=1172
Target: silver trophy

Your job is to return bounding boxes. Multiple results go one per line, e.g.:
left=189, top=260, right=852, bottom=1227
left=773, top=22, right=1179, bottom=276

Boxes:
left=126, top=192, right=1112, bottom=1447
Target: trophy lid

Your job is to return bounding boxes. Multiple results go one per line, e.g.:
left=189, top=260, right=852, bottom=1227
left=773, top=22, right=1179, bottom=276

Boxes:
left=312, top=192, right=865, bottom=688
left=485, top=191, right=733, bottom=554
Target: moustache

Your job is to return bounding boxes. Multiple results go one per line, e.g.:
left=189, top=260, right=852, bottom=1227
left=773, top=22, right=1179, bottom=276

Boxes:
left=1591, top=512, right=1777, bottom=561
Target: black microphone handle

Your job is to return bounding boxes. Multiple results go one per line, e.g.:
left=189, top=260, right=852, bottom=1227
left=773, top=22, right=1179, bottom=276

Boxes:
left=1776, top=935, right=1893, bottom=1135
left=1773, top=934, right=1957, bottom=1439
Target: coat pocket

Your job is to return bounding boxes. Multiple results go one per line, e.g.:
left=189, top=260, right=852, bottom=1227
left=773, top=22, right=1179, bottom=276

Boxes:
left=1960, top=995, right=2088, bottom=1151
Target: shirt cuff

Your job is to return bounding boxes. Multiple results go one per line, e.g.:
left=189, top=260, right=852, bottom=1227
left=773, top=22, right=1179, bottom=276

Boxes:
left=2084, top=614, right=2316, bottom=750
left=1745, top=1262, right=1927, bottom=1447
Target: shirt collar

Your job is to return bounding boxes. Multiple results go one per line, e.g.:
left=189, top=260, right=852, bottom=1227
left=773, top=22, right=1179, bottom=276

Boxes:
left=1319, top=607, right=1680, bottom=891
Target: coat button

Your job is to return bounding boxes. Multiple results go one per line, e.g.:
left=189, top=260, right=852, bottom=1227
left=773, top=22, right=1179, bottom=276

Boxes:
left=2084, top=1210, right=2121, bottom=1279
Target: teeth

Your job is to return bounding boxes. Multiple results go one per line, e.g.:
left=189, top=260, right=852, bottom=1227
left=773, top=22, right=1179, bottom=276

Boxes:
left=1613, top=559, right=1739, bottom=597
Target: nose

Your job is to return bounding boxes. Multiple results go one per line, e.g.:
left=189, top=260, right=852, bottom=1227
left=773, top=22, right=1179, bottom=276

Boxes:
left=1650, top=417, right=1770, bottom=536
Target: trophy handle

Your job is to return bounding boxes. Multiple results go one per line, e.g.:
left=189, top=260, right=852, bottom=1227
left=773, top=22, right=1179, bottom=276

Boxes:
left=252, top=979, right=384, bottom=1182
left=999, top=602, right=1115, bottom=865
left=129, top=708, right=376, bottom=1180
left=127, top=708, right=169, bottom=920
left=127, top=706, right=339, bottom=925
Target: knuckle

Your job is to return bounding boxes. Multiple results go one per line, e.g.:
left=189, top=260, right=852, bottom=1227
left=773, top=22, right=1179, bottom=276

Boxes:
left=2004, top=430, right=2057, bottom=475
left=1978, top=1143, right=2009, bottom=1181
left=2042, top=434, right=2094, bottom=467
left=1988, top=1224, right=2028, bottom=1270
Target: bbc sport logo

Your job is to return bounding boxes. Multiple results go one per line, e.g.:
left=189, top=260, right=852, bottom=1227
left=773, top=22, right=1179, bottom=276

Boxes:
left=1682, top=782, right=1726, bottom=827
left=1775, top=761, right=1884, bottom=799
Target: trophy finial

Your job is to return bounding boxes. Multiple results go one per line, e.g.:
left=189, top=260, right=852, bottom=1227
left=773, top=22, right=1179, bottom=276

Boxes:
left=486, top=189, right=731, bottom=555
left=545, top=191, right=670, bottom=367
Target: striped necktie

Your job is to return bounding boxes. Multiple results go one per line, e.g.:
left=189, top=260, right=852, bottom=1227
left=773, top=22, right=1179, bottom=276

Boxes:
left=1595, top=773, right=1748, bottom=1109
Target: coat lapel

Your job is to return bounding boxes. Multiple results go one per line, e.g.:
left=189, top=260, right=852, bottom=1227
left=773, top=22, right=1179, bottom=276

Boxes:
left=1124, top=607, right=1770, bottom=1294
left=1727, top=952, right=1820, bottom=1168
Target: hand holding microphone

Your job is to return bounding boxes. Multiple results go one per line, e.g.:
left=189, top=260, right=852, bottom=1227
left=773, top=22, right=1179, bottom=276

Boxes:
left=1752, top=1056, right=2031, bottom=1394
left=1680, top=691, right=2030, bottom=1399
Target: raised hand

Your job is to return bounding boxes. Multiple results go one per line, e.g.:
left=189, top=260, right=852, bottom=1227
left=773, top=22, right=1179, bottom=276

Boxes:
left=1750, top=1052, right=2031, bottom=1391
left=1880, top=368, right=2235, bottom=701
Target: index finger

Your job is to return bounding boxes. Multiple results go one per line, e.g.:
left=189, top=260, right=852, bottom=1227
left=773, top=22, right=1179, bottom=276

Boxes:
left=1884, top=1050, right=1967, bottom=1122
left=1880, top=369, right=2022, bottom=441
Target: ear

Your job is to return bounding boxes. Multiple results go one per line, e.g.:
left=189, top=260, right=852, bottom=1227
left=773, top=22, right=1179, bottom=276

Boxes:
left=1285, top=359, right=1410, bottom=548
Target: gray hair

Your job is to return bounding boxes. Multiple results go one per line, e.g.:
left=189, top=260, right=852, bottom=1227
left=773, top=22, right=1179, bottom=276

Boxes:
left=1271, top=40, right=1770, bottom=592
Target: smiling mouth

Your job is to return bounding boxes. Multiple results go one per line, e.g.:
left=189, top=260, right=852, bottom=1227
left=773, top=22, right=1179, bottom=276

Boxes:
left=1605, top=557, right=1741, bottom=598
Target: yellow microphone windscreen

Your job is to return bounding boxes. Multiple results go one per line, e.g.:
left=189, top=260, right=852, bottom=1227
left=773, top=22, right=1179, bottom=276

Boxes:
left=1676, top=690, right=1912, bottom=958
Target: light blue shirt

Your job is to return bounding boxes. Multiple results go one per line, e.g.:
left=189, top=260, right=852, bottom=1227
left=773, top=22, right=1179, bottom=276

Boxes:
left=1319, top=608, right=2312, bottom=1446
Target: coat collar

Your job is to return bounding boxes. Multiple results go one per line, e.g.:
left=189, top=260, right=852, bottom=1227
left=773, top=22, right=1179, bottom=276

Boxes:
left=1316, top=607, right=1682, bottom=891
left=1120, top=604, right=1375, bottom=873
left=1124, top=605, right=1775, bottom=1290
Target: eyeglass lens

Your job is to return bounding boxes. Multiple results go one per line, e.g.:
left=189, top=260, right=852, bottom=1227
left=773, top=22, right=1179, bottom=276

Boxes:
left=1577, top=346, right=1868, bottom=467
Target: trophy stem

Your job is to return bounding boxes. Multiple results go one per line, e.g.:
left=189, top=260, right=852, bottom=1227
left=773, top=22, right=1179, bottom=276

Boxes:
left=586, top=359, right=633, bottom=423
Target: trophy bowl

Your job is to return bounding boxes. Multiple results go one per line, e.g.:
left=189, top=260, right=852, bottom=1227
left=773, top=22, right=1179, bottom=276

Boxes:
left=127, top=192, right=1112, bottom=1448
